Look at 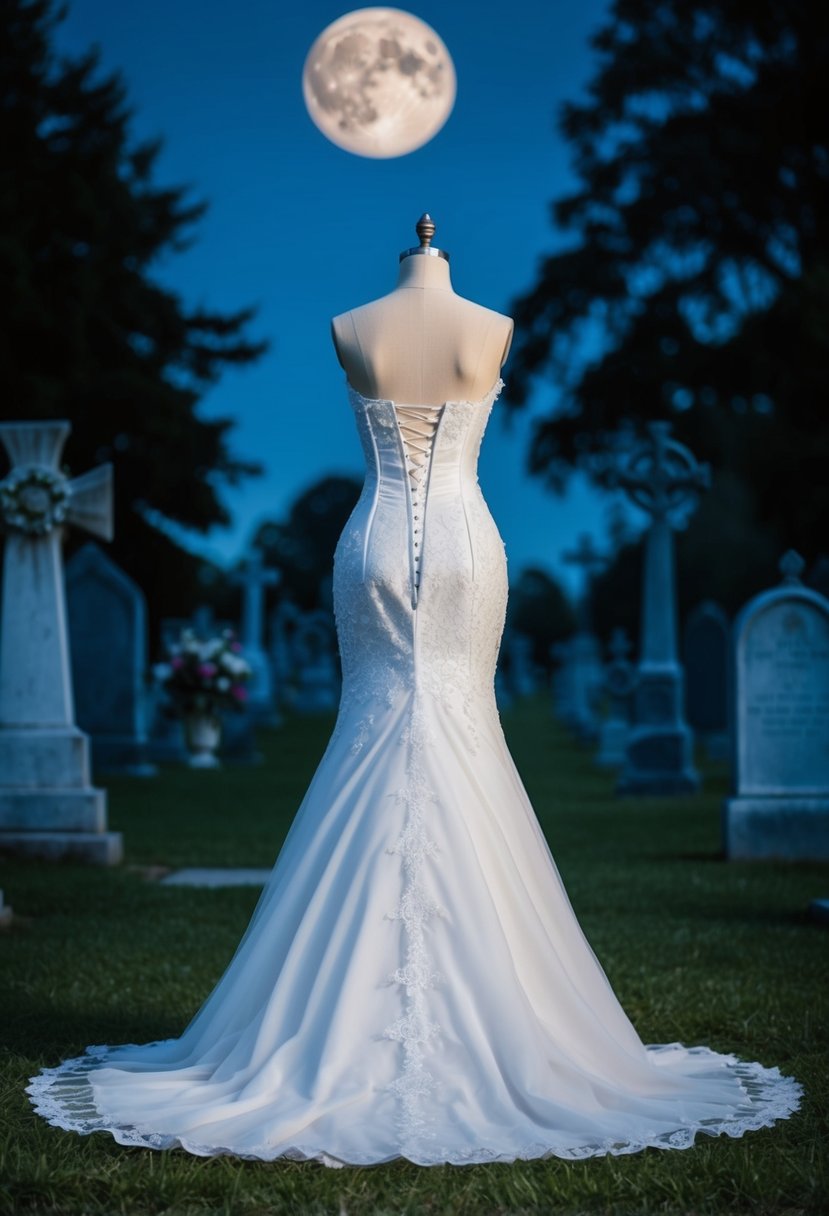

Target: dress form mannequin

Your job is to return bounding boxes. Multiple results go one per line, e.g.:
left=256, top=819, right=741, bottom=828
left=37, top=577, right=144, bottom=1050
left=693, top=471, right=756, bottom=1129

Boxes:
left=331, top=214, right=513, bottom=405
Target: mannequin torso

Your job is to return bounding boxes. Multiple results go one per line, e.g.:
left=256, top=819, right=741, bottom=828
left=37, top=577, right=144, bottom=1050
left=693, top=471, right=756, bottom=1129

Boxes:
left=331, top=252, right=513, bottom=406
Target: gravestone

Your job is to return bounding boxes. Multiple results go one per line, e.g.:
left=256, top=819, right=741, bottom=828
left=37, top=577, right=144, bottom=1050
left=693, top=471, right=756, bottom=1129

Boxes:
left=559, top=633, right=604, bottom=740
left=550, top=639, right=575, bottom=721
left=502, top=630, right=540, bottom=699
left=269, top=597, right=302, bottom=714
left=65, top=544, right=156, bottom=776
left=596, top=628, right=636, bottom=768
left=232, top=549, right=279, bottom=722
left=610, top=422, right=710, bottom=795
left=0, top=421, right=122, bottom=863
left=683, top=600, right=729, bottom=760
left=0, top=889, right=11, bottom=928
left=723, top=551, right=829, bottom=860
left=291, top=611, right=340, bottom=713
left=561, top=533, right=607, bottom=740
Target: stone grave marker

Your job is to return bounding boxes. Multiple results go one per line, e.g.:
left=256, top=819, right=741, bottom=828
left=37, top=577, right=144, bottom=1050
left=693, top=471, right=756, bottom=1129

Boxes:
left=561, top=533, right=607, bottom=740
left=723, top=551, right=829, bottom=859
left=65, top=543, right=156, bottom=776
left=0, top=421, right=122, bottom=863
left=232, top=549, right=279, bottom=722
left=596, top=628, right=636, bottom=768
left=502, top=630, right=540, bottom=699
left=610, top=421, right=710, bottom=795
left=291, top=611, right=340, bottom=713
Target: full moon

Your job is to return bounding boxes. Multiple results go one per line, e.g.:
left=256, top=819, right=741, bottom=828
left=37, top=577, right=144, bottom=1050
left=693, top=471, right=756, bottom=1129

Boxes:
left=302, top=7, right=456, bottom=159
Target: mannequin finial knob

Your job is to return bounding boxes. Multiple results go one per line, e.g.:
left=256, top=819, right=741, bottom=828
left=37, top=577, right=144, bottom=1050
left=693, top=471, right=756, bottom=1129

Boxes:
left=416, top=214, right=436, bottom=249
left=399, top=213, right=449, bottom=263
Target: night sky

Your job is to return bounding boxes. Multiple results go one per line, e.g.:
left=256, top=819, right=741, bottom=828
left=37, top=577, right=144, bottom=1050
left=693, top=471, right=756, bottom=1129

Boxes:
left=54, top=0, right=614, bottom=598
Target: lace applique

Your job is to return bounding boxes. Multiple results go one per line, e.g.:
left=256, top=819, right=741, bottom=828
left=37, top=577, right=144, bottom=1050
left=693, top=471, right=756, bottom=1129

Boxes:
left=382, top=688, right=445, bottom=1149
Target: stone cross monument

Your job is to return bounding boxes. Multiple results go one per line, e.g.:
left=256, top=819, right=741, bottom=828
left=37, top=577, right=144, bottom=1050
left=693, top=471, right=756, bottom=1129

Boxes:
left=0, top=421, right=123, bottom=863
left=610, top=421, right=710, bottom=795
left=563, top=532, right=606, bottom=632
left=560, top=532, right=607, bottom=740
left=232, top=548, right=279, bottom=721
left=596, top=627, right=637, bottom=769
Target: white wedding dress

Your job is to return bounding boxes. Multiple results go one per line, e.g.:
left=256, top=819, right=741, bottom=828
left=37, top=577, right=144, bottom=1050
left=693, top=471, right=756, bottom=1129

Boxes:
left=27, top=376, right=802, bottom=1166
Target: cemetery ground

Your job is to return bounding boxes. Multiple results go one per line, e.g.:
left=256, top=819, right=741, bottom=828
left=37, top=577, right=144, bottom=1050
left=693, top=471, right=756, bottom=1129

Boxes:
left=0, top=699, right=825, bottom=1216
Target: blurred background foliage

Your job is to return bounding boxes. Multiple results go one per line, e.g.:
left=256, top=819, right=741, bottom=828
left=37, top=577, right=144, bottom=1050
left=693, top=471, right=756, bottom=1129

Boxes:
left=508, top=0, right=829, bottom=632
left=0, top=0, right=267, bottom=627
left=2, top=0, right=826, bottom=648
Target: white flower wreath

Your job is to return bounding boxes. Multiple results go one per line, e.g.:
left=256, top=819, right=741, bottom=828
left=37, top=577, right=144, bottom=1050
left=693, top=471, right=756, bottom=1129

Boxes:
left=0, top=466, right=70, bottom=536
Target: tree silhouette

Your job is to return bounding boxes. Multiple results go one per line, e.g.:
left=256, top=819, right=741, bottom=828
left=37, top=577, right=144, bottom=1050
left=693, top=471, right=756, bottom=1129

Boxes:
left=508, top=0, right=828, bottom=561
left=0, top=0, right=268, bottom=615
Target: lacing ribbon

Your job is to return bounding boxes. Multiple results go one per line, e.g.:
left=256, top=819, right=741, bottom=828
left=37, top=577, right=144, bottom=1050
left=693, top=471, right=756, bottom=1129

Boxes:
left=394, top=405, right=443, bottom=493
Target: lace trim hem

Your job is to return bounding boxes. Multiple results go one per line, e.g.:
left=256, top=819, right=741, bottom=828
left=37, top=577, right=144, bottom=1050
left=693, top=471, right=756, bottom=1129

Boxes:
left=25, top=1043, right=803, bottom=1166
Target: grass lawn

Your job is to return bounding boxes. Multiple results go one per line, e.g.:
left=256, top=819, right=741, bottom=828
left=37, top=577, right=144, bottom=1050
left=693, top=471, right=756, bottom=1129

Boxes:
left=1, top=698, right=826, bottom=1215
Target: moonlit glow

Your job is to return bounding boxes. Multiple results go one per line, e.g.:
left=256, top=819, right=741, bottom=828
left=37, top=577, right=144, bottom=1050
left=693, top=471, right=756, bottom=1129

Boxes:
left=302, top=7, right=456, bottom=159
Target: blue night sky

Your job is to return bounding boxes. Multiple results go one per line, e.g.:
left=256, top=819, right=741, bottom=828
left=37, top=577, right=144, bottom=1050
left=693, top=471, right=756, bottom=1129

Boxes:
left=55, top=0, right=615, bottom=599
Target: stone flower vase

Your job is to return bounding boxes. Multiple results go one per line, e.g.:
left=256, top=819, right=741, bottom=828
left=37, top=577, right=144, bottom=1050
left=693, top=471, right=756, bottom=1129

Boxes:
left=183, top=711, right=222, bottom=769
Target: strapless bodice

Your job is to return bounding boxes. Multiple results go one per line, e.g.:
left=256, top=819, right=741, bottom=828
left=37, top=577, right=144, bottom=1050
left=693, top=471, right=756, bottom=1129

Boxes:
left=344, top=377, right=505, bottom=610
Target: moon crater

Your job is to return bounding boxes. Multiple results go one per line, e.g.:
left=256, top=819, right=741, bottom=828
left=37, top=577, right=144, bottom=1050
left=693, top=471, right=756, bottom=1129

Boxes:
left=303, top=7, right=456, bottom=158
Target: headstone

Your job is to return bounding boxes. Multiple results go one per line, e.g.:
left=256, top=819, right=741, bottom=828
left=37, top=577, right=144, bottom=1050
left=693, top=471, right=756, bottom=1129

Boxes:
left=232, top=549, right=279, bottom=722
left=65, top=544, right=156, bottom=776
left=269, top=597, right=301, bottom=713
left=561, top=533, right=607, bottom=739
left=550, top=639, right=575, bottom=720
left=0, top=422, right=122, bottom=863
left=0, top=889, right=12, bottom=928
left=596, top=628, right=636, bottom=768
left=723, top=551, right=829, bottom=860
left=610, top=422, right=710, bottom=795
left=558, top=633, right=605, bottom=741
left=563, top=533, right=607, bottom=630
left=291, top=610, right=340, bottom=713
left=502, top=630, right=540, bottom=699
left=160, top=608, right=233, bottom=652
left=683, top=600, right=729, bottom=760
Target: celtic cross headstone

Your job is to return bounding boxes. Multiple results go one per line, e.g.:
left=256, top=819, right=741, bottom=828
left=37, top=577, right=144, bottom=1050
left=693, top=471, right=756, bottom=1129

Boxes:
left=232, top=549, right=279, bottom=721
left=0, top=421, right=123, bottom=863
left=609, top=421, right=710, bottom=795
left=563, top=532, right=606, bottom=632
